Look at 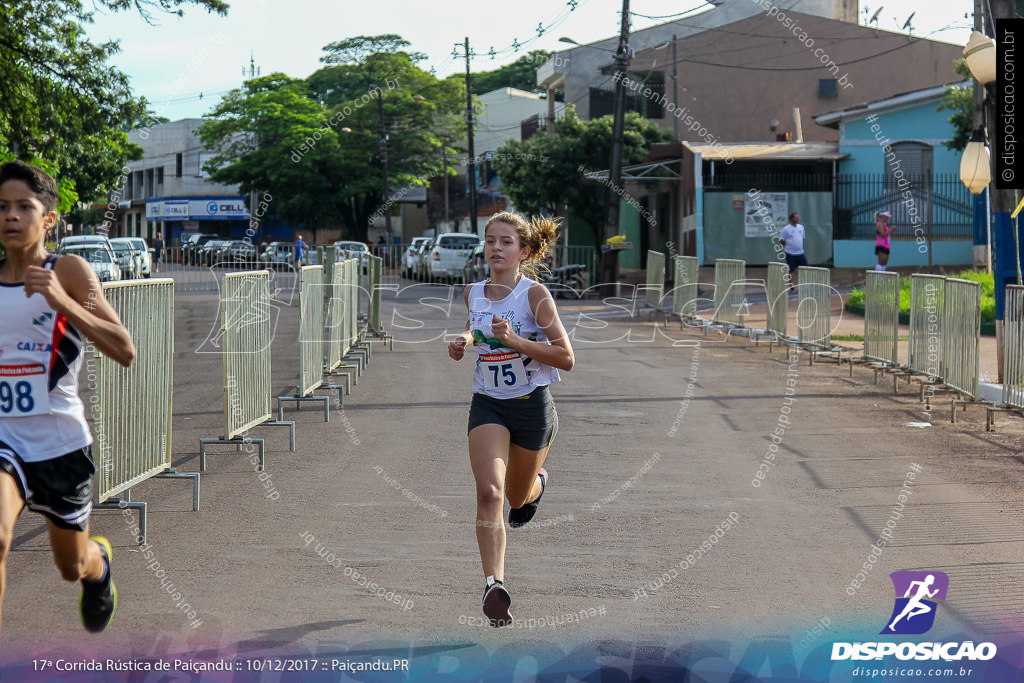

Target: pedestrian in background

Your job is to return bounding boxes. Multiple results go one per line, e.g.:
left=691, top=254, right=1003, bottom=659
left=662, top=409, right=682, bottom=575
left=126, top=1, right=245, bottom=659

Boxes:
left=875, top=210, right=892, bottom=271
left=779, top=212, right=808, bottom=274
left=293, top=234, right=306, bottom=268
left=152, top=231, right=164, bottom=272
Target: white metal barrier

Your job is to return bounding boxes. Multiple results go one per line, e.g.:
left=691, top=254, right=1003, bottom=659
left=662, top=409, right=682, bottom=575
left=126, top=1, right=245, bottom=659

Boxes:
left=944, top=277, right=982, bottom=418
left=712, top=259, right=746, bottom=328
left=672, top=255, right=699, bottom=322
left=93, top=279, right=198, bottom=543
left=645, top=250, right=666, bottom=318
left=324, top=258, right=361, bottom=392
left=796, top=266, right=833, bottom=357
left=900, top=274, right=946, bottom=394
left=765, top=261, right=790, bottom=348
left=200, top=271, right=295, bottom=471
left=277, top=266, right=332, bottom=421
left=989, top=284, right=1024, bottom=429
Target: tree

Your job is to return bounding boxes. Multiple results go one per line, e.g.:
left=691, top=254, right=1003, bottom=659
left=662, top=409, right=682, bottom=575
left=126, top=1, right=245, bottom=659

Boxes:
left=470, top=50, right=554, bottom=95
left=0, top=0, right=227, bottom=202
left=199, top=36, right=466, bottom=240
left=493, top=107, right=673, bottom=250
left=937, top=59, right=973, bottom=152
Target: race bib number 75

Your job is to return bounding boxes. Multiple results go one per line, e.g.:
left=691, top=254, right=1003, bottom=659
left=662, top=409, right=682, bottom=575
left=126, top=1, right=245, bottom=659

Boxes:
left=0, top=364, right=51, bottom=417
left=480, top=351, right=529, bottom=390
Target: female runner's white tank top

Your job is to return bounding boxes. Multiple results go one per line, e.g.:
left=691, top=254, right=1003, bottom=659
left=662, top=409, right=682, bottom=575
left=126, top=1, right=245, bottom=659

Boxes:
left=0, top=256, right=91, bottom=461
left=469, top=275, right=560, bottom=399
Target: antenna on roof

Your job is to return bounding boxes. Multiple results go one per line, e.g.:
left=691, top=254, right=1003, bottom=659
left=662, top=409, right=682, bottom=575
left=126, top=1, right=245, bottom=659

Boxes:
left=868, top=6, right=883, bottom=36
left=900, top=11, right=915, bottom=39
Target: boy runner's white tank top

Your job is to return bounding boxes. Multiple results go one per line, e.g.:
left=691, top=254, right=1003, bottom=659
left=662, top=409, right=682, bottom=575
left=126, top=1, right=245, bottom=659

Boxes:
left=0, top=256, right=92, bottom=461
left=469, top=275, right=560, bottom=398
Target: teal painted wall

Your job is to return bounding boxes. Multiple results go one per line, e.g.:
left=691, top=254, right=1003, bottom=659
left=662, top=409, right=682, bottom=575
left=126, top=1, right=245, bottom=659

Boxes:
left=702, top=192, right=833, bottom=265
left=839, top=97, right=961, bottom=176
left=834, top=240, right=972, bottom=267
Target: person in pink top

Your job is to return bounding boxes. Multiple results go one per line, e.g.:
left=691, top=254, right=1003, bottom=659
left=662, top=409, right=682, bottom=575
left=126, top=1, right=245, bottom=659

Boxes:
left=874, top=210, right=893, bottom=271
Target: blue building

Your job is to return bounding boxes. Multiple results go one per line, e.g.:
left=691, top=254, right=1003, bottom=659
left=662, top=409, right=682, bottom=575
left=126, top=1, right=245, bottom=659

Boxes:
left=813, top=83, right=973, bottom=267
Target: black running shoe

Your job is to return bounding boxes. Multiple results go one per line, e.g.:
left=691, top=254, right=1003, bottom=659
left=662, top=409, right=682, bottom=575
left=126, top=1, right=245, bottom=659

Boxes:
left=508, top=468, right=547, bottom=528
left=482, top=578, right=512, bottom=627
left=79, top=536, right=117, bottom=633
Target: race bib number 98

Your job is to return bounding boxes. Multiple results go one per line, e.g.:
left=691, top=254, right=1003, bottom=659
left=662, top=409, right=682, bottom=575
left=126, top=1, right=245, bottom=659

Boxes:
left=480, top=351, right=529, bottom=391
left=0, top=364, right=50, bottom=417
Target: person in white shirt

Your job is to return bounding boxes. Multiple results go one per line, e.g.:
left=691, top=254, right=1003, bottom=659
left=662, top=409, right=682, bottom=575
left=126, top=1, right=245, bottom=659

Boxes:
left=778, top=212, right=808, bottom=274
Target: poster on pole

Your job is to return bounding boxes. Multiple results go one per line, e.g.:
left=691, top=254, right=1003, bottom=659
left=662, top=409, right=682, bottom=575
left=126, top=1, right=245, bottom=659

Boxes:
left=744, top=192, right=788, bottom=237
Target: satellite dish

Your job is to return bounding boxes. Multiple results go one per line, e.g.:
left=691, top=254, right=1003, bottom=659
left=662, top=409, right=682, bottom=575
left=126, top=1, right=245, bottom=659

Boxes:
left=869, top=6, right=883, bottom=24
left=901, top=11, right=915, bottom=31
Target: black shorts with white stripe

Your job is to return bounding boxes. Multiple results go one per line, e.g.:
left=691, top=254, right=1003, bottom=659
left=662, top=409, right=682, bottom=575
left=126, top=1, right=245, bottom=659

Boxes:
left=0, top=442, right=94, bottom=531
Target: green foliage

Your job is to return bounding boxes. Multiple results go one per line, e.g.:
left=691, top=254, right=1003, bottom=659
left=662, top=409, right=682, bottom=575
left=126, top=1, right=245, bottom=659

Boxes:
left=846, top=270, right=996, bottom=323
left=200, top=36, right=465, bottom=239
left=937, top=59, right=973, bottom=152
left=471, top=50, right=552, bottom=95
left=493, top=107, right=674, bottom=250
left=0, top=0, right=218, bottom=204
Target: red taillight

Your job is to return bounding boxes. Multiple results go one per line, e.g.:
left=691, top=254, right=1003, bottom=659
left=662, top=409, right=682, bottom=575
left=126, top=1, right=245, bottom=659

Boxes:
left=433, top=252, right=440, bottom=261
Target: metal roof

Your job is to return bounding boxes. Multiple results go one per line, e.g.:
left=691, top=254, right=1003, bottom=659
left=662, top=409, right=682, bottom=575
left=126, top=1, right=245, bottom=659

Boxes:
left=683, top=141, right=847, bottom=161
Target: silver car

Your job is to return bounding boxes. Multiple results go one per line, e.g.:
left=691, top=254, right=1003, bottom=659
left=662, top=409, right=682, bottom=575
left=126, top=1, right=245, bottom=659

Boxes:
left=110, top=237, right=150, bottom=278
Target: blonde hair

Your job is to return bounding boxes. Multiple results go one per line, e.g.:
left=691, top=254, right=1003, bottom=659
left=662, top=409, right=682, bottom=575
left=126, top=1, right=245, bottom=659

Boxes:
left=484, top=211, right=561, bottom=281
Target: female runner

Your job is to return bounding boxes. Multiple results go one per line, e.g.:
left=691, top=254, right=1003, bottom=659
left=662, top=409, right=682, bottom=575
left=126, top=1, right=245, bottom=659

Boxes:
left=447, top=211, right=575, bottom=627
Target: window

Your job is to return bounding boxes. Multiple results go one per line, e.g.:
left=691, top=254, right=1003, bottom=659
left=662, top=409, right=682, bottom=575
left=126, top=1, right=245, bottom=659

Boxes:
left=819, top=79, right=838, bottom=97
left=175, top=153, right=183, bottom=177
left=157, top=167, right=164, bottom=185
left=588, top=87, right=644, bottom=120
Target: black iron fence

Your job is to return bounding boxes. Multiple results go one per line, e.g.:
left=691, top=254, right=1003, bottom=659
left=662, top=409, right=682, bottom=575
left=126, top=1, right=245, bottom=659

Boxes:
left=834, top=173, right=972, bottom=241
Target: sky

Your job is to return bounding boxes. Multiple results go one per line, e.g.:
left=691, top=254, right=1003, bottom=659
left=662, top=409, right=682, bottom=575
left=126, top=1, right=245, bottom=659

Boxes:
left=84, top=0, right=977, bottom=121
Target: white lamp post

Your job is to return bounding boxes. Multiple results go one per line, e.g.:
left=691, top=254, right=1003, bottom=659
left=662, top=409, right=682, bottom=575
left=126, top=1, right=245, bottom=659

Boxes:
left=960, top=128, right=992, bottom=195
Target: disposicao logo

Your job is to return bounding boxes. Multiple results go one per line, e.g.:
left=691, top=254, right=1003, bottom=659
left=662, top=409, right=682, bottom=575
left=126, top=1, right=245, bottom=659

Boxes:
left=831, top=570, right=997, bottom=663
left=881, top=571, right=948, bottom=635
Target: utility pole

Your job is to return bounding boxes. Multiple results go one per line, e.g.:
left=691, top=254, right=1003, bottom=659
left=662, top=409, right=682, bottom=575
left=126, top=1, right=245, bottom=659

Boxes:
left=375, top=83, right=392, bottom=239
left=465, top=37, right=477, bottom=235
left=671, top=34, right=678, bottom=140
left=443, top=140, right=450, bottom=223
left=601, top=0, right=631, bottom=294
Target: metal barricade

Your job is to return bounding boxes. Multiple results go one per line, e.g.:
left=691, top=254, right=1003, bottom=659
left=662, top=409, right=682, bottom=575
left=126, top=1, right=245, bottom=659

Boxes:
left=862, top=271, right=900, bottom=367
left=644, top=250, right=666, bottom=318
left=277, top=266, right=331, bottom=421
left=944, top=277, right=981, bottom=415
left=766, top=261, right=790, bottom=341
left=907, top=274, right=945, bottom=378
left=200, top=270, right=295, bottom=471
left=324, top=259, right=361, bottom=392
left=713, top=259, right=746, bottom=327
left=365, top=255, right=393, bottom=348
left=672, top=255, right=699, bottom=321
left=797, top=266, right=831, bottom=353
left=989, top=285, right=1024, bottom=429
left=93, top=279, right=198, bottom=544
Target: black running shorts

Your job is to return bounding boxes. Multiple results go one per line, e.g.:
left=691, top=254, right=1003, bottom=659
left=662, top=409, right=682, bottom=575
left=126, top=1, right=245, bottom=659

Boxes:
left=875, top=246, right=890, bottom=255
left=468, top=385, right=558, bottom=451
left=0, top=441, right=94, bottom=531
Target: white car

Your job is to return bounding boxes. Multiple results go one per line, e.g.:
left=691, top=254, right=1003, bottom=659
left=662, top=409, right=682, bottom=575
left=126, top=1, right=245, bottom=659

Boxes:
left=332, top=240, right=370, bottom=271
left=111, top=237, right=151, bottom=278
left=109, top=239, right=142, bottom=279
left=429, top=233, right=481, bottom=282
left=404, top=237, right=430, bottom=278
left=57, top=237, right=121, bottom=282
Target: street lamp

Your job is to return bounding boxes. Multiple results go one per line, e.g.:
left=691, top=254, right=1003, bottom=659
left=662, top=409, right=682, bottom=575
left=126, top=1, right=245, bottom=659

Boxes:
left=959, top=128, right=991, bottom=195
left=963, top=31, right=997, bottom=88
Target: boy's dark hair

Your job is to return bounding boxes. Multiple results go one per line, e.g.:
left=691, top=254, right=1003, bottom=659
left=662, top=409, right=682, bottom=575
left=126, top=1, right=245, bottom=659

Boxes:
left=0, top=160, right=60, bottom=212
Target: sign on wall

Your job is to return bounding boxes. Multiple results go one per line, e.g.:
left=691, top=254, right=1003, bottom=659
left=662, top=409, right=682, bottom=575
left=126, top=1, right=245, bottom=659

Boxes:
left=744, top=192, right=788, bottom=237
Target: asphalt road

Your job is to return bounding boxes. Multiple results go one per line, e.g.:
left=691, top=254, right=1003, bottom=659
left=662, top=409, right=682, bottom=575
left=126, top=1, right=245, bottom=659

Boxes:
left=2, top=274, right=1023, bottom=681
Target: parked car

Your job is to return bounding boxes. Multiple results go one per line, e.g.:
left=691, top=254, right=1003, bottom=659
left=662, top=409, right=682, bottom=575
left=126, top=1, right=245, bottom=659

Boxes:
left=404, top=237, right=430, bottom=278
left=182, top=233, right=219, bottom=265
left=109, top=239, right=142, bottom=279
left=122, top=237, right=152, bottom=277
left=412, top=237, right=436, bottom=281
left=429, top=233, right=481, bottom=282
left=197, top=239, right=233, bottom=266
left=57, top=237, right=120, bottom=282
left=224, top=240, right=257, bottom=264
left=332, top=240, right=370, bottom=271
left=462, top=243, right=489, bottom=284
left=259, top=241, right=295, bottom=268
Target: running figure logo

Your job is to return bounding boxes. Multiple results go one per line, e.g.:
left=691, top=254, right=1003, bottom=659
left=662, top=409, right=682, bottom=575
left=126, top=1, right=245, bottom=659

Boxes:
left=881, top=571, right=949, bottom=635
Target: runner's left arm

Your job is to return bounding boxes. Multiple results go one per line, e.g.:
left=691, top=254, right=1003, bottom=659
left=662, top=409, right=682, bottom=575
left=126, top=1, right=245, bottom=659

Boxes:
left=489, top=283, right=574, bottom=372
left=25, top=255, right=136, bottom=367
